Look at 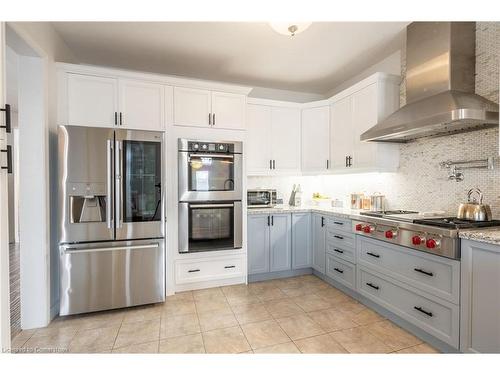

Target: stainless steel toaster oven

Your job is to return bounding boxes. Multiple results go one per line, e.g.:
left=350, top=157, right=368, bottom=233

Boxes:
left=247, top=189, right=277, bottom=208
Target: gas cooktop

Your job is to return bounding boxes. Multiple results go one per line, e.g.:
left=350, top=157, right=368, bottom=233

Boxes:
left=414, top=217, right=500, bottom=229
left=360, top=210, right=418, bottom=218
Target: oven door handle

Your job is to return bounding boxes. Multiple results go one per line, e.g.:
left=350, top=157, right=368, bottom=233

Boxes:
left=189, top=203, right=234, bottom=209
left=189, top=153, right=234, bottom=159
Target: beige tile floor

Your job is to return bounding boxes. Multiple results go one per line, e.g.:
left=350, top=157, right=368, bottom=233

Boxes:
left=10, top=275, right=440, bottom=354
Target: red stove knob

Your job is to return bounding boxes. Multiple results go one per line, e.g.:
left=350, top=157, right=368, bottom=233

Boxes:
left=385, top=230, right=397, bottom=239
left=363, top=225, right=374, bottom=234
left=412, top=235, right=425, bottom=245
left=426, top=238, right=440, bottom=249
left=355, top=223, right=363, bottom=231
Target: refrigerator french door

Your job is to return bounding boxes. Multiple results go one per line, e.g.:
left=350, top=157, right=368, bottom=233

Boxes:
left=58, top=125, right=165, bottom=315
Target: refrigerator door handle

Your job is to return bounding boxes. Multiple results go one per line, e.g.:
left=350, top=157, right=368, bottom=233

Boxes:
left=115, top=140, right=123, bottom=228
left=62, top=243, right=159, bottom=254
left=106, top=139, right=113, bottom=229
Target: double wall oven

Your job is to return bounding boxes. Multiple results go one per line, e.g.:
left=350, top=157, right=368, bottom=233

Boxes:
left=178, top=139, right=243, bottom=253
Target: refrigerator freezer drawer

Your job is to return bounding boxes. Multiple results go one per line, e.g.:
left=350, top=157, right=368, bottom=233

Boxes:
left=59, top=239, right=165, bottom=316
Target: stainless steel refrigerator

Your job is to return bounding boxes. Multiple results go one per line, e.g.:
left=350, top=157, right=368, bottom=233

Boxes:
left=58, top=125, right=165, bottom=316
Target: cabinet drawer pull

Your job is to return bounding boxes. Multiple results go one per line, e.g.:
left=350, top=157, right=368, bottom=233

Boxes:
left=188, top=269, right=200, bottom=273
left=366, top=282, right=379, bottom=290
left=334, top=268, right=344, bottom=274
left=366, top=252, right=380, bottom=258
left=321, top=217, right=325, bottom=227
left=334, top=235, right=344, bottom=240
left=224, top=265, right=236, bottom=269
left=334, top=249, right=344, bottom=254
left=333, top=221, right=344, bottom=225
left=414, top=306, right=433, bottom=317
left=414, top=268, right=434, bottom=277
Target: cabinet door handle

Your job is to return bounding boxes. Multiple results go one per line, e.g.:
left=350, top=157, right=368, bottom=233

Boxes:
left=334, top=235, right=344, bottom=240
left=1, top=104, right=11, bottom=133
left=213, top=113, right=215, bottom=126
left=367, top=252, right=380, bottom=258
left=326, top=160, right=329, bottom=169
left=1, top=145, right=13, bottom=174
left=334, top=268, right=344, bottom=274
left=334, top=248, right=344, bottom=254
left=414, top=268, right=434, bottom=277
left=270, top=160, right=273, bottom=170
left=224, top=265, right=236, bottom=269
left=208, top=113, right=212, bottom=125
left=114, top=112, right=118, bottom=125
left=321, top=217, right=325, bottom=227
left=345, top=156, right=348, bottom=167
left=414, top=306, right=433, bottom=317
left=119, top=112, right=123, bottom=125
left=267, top=215, right=270, bottom=226
left=366, top=282, right=379, bottom=290
left=271, top=216, right=274, bottom=226
left=188, top=269, right=200, bottom=273
left=272, top=160, right=276, bottom=169
left=348, top=156, right=353, bottom=167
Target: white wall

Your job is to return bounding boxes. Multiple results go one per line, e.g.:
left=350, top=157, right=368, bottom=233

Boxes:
left=6, top=22, right=78, bottom=324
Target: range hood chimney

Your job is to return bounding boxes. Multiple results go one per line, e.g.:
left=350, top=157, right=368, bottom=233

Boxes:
left=361, top=22, right=498, bottom=142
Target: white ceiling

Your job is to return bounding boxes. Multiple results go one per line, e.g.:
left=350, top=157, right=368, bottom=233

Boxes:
left=51, top=22, right=409, bottom=94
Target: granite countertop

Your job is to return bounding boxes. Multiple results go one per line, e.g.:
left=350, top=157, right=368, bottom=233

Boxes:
left=459, top=228, right=500, bottom=245
left=247, top=205, right=365, bottom=220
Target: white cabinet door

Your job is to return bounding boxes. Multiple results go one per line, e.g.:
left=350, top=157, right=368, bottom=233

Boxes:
left=173, top=87, right=211, bottom=128
left=211, top=91, right=246, bottom=130
left=119, top=79, right=164, bottom=130
left=301, top=106, right=330, bottom=173
left=330, top=97, right=353, bottom=169
left=67, top=73, right=118, bottom=127
left=246, top=104, right=272, bottom=174
left=271, top=107, right=301, bottom=173
left=351, top=83, right=378, bottom=168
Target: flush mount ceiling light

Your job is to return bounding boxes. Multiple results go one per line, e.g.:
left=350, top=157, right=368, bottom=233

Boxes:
left=269, top=22, right=312, bottom=37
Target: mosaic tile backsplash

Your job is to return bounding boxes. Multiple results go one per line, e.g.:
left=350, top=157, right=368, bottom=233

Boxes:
left=248, top=22, right=500, bottom=217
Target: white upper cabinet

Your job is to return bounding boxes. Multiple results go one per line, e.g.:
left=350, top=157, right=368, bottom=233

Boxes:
left=330, top=73, right=400, bottom=172
left=173, top=87, right=246, bottom=130
left=271, top=107, right=301, bottom=174
left=330, top=96, right=353, bottom=169
left=118, top=79, right=164, bottom=130
left=301, top=105, right=330, bottom=173
left=246, top=104, right=272, bottom=174
left=246, top=101, right=301, bottom=175
left=67, top=73, right=118, bottom=127
left=211, top=91, right=246, bottom=130
left=173, top=87, right=212, bottom=128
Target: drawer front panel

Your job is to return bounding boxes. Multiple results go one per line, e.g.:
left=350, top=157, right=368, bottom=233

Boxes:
left=358, top=266, right=459, bottom=348
left=326, top=254, right=355, bottom=290
left=326, top=241, right=355, bottom=263
left=326, top=216, right=352, bottom=234
left=327, top=229, right=355, bottom=250
left=176, top=256, right=244, bottom=284
left=357, top=236, right=459, bottom=303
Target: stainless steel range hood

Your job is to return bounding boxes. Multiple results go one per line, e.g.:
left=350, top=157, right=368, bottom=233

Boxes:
left=361, top=22, right=499, bottom=143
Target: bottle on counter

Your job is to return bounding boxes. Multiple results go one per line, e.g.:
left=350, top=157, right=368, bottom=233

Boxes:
left=294, top=184, right=302, bottom=207
left=288, top=184, right=297, bottom=206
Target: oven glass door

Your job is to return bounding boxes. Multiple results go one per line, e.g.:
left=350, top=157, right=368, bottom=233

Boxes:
left=188, top=153, right=235, bottom=192
left=188, top=203, right=235, bottom=251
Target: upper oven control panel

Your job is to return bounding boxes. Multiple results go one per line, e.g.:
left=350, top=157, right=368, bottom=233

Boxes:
left=188, top=141, right=233, bottom=153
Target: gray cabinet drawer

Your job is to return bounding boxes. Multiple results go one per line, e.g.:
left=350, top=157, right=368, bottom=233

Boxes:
left=326, top=254, right=355, bottom=290
left=358, top=266, right=459, bottom=348
left=327, top=229, right=355, bottom=250
left=326, top=216, right=352, bottom=233
left=326, top=241, right=355, bottom=263
left=357, top=236, right=459, bottom=304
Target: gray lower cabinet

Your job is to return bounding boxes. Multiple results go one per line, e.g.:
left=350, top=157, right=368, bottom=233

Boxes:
left=461, top=239, right=500, bottom=353
left=292, top=213, right=312, bottom=269
left=247, top=214, right=270, bottom=274
left=269, top=213, right=292, bottom=272
left=312, top=213, right=326, bottom=273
